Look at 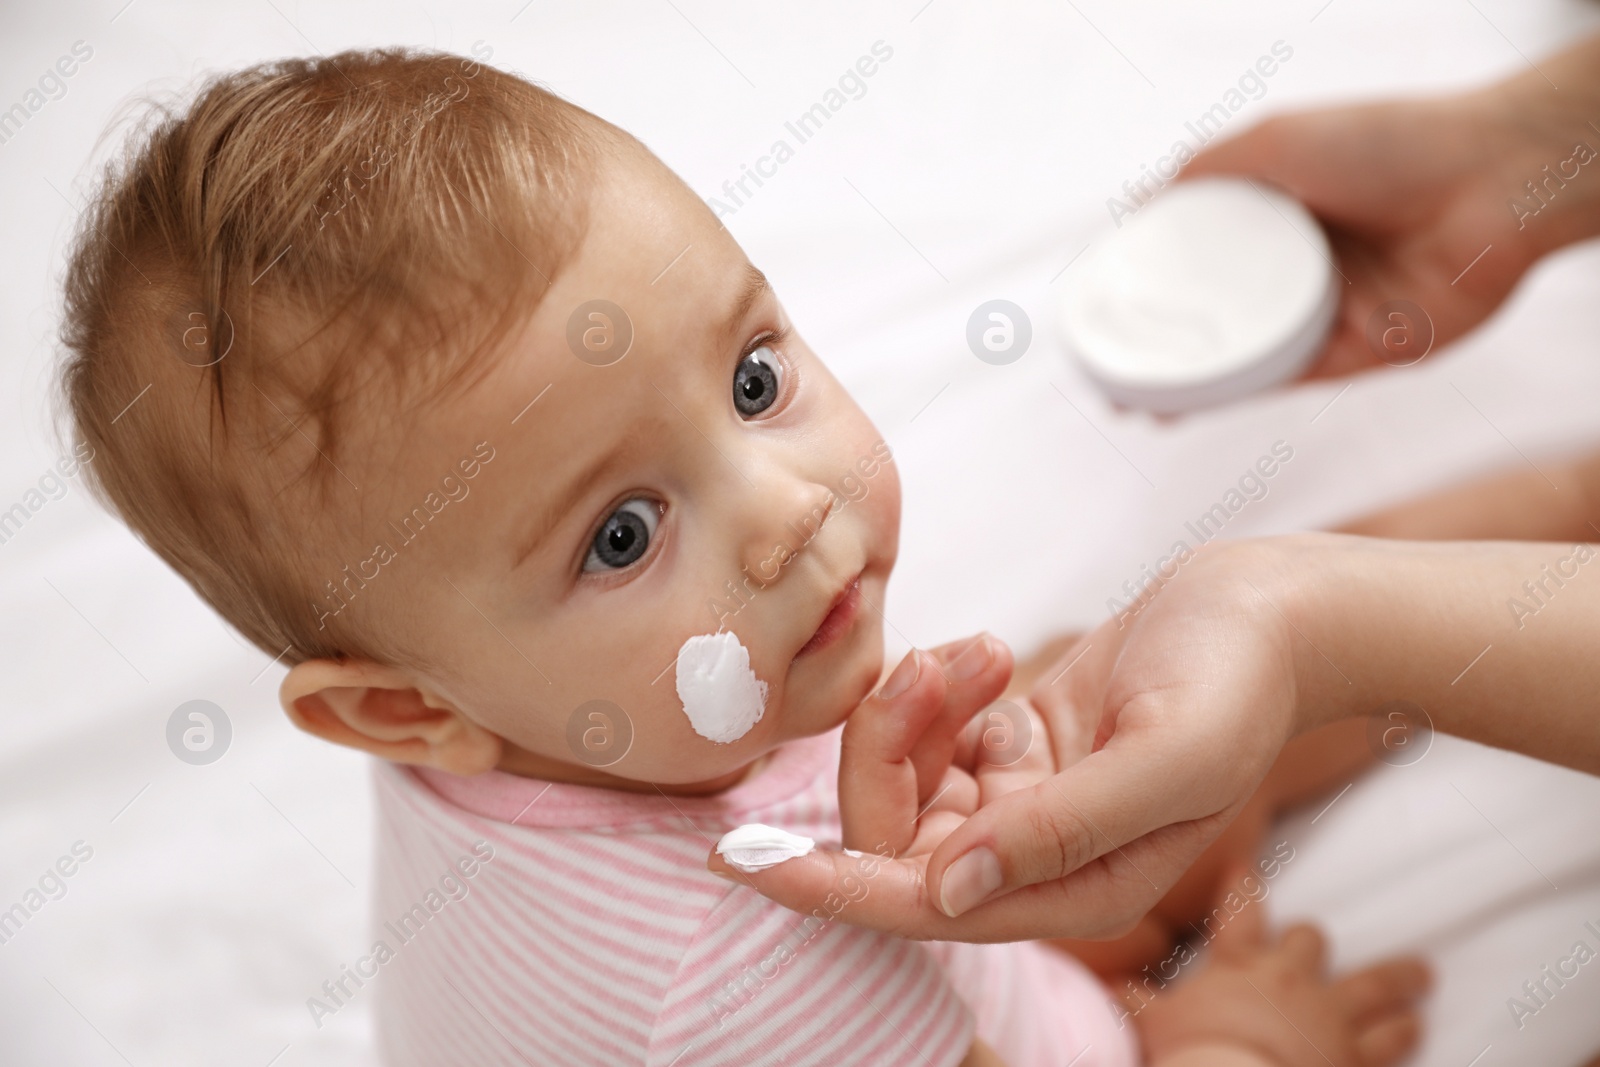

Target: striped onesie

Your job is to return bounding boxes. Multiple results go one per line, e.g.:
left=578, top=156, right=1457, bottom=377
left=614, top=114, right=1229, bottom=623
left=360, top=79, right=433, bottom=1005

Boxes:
left=369, top=728, right=1138, bottom=1066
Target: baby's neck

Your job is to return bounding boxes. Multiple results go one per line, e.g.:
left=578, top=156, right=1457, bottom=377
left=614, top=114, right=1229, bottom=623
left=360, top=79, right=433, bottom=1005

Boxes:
left=494, top=742, right=772, bottom=796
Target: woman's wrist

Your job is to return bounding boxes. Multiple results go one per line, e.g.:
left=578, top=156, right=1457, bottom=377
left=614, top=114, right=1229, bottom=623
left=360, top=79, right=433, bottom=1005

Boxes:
left=1275, top=532, right=1497, bottom=731
left=1474, top=33, right=1600, bottom=260
left=1246, top=532, right=1374, bottom=733
left=1275, top=533, right=1600, bottom=773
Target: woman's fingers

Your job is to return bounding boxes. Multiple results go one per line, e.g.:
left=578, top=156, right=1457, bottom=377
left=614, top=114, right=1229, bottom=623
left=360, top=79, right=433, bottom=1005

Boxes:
left=923, top=706, right=1249, bottom=920
left=705, top=847, right=928, bottom=938
left=1179, top=100, right=1532, bottom=383
left=706, top=808, right=1226, bottom=942
left=935, top=574, right=1296, bottom=918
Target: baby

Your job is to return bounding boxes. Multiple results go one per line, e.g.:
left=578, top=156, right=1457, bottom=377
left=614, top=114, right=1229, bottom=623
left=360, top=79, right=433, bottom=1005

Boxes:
left=57, top=49, right=1427, bottom=1066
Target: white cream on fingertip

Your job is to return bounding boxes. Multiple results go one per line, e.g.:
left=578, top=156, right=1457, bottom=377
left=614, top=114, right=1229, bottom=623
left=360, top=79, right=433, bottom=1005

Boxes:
left=675, top=631, right=768, bottom=744
left=716, top=823, right=815, bottom=872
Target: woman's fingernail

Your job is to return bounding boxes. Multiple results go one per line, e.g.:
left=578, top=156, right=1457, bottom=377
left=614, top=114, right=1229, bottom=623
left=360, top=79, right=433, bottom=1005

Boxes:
left=877, top=650, right=922, bottom=699
left=709, top=868, right=740, bottom=883
left=939, top=847, right=1002, bottom=917
left=947, top=635, right=994, bottom=681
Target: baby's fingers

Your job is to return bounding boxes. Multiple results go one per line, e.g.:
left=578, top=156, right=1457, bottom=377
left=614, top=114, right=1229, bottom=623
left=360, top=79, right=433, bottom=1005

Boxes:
left=907, top=635, right=1014, bottom=796
left=907, top=767, right=979, bottom=856
left=839, top=648, right=953, bottom=854
left=1205, top=863, right=1268, bottom=963
left=970, top=697, right=1055, bottom=807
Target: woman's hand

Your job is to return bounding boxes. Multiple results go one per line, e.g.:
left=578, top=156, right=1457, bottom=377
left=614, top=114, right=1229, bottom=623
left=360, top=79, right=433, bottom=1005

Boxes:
left=711, top=541, right=1306, bottom=941
left=1183, top=34, right=1600, bottom=380
left=715, top=533, right=1600, bottom=943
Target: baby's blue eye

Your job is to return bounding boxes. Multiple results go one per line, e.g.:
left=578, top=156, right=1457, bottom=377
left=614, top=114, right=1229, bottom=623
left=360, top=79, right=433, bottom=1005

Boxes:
left=733, top=344, right=784, bottom=418
left=584, top=497, right=660, bottom=572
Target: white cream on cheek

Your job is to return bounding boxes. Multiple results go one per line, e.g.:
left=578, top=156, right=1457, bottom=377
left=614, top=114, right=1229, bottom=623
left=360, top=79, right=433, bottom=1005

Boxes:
left=675, top=631, right=768, bottom=744
left=716, top=823, right=815, bottom=872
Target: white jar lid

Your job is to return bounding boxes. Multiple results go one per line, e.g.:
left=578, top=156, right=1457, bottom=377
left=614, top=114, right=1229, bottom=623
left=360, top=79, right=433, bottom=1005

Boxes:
left=1059, top=177, right=1338, bottom=414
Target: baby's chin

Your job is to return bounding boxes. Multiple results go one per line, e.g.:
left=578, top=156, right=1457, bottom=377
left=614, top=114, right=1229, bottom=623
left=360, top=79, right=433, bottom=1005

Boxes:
left=777, top=633, right=886, bottom=740
left=667, top=693, right=864, bottom=791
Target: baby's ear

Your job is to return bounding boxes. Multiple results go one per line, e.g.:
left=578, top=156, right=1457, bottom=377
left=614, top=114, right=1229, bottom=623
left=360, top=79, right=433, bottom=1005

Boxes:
left=279, top=658, right=502, bottom=775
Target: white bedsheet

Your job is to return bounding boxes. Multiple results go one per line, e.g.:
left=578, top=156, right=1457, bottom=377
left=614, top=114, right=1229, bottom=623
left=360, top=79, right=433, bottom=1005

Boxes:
left=4, top=1, right=1600, bottom=1064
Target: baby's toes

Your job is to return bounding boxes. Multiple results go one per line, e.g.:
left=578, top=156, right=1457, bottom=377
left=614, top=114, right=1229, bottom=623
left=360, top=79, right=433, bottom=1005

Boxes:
left=1279, top=922, right=1329, bottom=974
left=1354, top=1010, right=1422, bottom=1067
left=1335, top=957, right=1431, bottom=1023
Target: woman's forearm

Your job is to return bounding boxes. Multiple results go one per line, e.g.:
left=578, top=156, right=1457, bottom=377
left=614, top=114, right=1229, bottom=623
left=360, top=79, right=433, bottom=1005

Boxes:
left=1274, top=534, right=1600, bottom=774
left=1334, top=452, right=1600, bottom=544
left=1477, top=33, right=1600, bottom=260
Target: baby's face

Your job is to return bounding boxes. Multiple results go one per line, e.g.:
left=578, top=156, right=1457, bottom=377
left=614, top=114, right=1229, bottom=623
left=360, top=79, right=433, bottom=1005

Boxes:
left=360, top=145, right=900, bottom=787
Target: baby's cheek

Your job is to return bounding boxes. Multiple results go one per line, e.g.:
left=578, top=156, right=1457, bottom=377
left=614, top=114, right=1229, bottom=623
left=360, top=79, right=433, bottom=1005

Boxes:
left=618, top=686, right=784, bottom=785
left=837, top=417, right=898, bottom=519
left=857, top=448, right=902, bottom=558
left=553, top=675, right=720, bottom=779
left=590, top=625, right=780, bottom=781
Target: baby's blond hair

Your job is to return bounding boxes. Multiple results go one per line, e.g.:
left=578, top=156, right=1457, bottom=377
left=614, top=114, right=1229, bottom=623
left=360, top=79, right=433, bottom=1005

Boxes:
left=58, top=48, right=611, bottom=667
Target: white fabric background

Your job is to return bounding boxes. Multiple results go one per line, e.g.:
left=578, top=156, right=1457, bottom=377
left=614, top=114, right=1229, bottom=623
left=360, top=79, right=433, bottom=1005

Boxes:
left=3, top=1, right=1600, bottom=1064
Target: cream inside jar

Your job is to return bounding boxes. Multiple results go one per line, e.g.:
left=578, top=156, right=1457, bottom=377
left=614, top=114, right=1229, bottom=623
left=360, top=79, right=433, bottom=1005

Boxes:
left=1059, top=177, right=1338, bottom=414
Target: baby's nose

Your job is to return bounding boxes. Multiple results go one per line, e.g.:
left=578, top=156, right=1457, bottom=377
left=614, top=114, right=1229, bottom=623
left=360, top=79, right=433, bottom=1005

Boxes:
left=735, top=478, right=835, bottom=587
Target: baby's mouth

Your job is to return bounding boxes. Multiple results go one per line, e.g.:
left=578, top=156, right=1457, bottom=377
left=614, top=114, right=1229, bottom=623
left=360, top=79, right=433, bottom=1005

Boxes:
left=796, top=572, right=862, bottom=658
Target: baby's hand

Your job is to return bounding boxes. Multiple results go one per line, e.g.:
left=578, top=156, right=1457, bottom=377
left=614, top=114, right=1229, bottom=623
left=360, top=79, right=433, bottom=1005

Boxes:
left=707, top=633, right=1044, bottom=923
left=1135, top=867, right=1430, bottom=1067
left=838, top=634, right=1023, bottom=859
